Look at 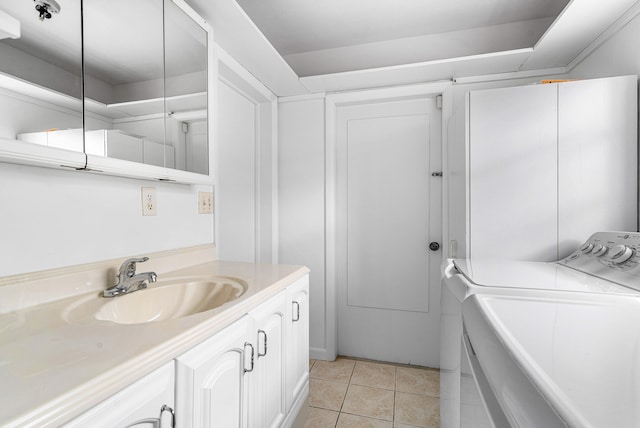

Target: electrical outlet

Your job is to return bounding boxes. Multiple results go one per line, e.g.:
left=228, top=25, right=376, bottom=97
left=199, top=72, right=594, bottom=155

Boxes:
left=142, top=187, right=157, bottom=216
left=198, top=191, right=214, bottom=214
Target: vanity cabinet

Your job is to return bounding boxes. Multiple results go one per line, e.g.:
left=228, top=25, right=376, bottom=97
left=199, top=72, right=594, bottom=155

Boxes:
left=63, top=361, right=175, bottom=428
left=175, top=276, right=309, bottom=428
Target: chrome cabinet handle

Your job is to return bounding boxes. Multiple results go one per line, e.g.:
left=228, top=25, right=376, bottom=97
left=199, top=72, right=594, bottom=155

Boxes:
left=244, top=342, right=255, bottom=373
left=257, top=329, right=268, bottom=357
left=160, top=405, right=175, bottom=428
left=292, top=301, right=300, bottom=322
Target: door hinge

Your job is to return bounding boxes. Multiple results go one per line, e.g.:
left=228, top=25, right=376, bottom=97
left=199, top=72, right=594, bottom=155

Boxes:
left=436, top=95, right=443, bottom=110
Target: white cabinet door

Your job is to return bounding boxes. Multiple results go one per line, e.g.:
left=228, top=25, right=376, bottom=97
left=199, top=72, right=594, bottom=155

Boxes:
left=248, top=291, right=287, bottom=428
left=175, top=316, right=250, bottom=428
left=63, top=361, right=175, bottom=428
left=468, top=83, right=559, bottom=261
left=557, top=76, right=637, bottom=258
left=285, top=275, right=309, bottom=413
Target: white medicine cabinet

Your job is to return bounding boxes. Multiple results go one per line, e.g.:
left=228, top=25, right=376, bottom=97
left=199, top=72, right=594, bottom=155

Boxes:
left=0, top=0, right=214, bottom=184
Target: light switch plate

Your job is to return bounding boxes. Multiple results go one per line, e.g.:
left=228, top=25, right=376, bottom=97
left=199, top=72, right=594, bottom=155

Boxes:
left=198, top=191, right=213, bottom=214
left=142, top=187, right=157, bottom=216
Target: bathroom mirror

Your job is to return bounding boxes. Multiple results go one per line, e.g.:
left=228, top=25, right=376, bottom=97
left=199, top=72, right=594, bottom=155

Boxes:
left=83, top=0, right=209, bottom=175
left=0, top=0, right=211, bottom=182
left=0, top=0, right=84, bottom=160
left=164, top=0, right=209, bottom=175
left=83, top=0, right=166, bottom=166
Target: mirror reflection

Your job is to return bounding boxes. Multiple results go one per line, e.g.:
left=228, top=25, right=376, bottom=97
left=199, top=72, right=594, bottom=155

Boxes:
left=83, top=0, right=208, bottom=174
left=0, top=0, right=208, bottom=175
left=83, top=0, right=166, bottom=166
left=0, top=0, right=83, bottom=151
left=164, top=0, right=208, bottom=175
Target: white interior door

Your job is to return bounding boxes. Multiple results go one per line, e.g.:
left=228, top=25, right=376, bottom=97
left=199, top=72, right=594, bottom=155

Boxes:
left=336, top=97, right=442, bottom=367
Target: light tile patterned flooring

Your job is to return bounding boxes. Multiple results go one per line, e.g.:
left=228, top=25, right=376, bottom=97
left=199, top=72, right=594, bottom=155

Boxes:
left=304, top=357, right=440, bottom=428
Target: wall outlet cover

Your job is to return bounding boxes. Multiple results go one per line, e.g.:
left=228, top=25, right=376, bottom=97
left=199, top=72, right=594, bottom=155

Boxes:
left=142, top=187, right=157, bottom=216
left=198, top=191, right=214, bottom=214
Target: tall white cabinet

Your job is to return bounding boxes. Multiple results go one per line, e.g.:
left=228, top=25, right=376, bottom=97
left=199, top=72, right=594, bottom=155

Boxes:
left=468, top=75, right=637, bottom=261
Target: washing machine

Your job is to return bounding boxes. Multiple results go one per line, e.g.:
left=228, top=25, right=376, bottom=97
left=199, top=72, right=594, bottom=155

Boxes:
left=440, top=231, right=640, bottom=428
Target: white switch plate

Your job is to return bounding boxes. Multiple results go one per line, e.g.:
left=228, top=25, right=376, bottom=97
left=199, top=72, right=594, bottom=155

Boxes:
left=198, top=191, right=213, bottom=214
left=142, top=187, right=157, bottom=216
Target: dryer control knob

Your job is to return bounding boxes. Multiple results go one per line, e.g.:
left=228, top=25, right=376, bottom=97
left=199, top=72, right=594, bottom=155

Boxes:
left=608, top=245, right=633, bottom=264
left=579, top=243, right=594, bottom=253
left=592, top=244, right=608, bottom=256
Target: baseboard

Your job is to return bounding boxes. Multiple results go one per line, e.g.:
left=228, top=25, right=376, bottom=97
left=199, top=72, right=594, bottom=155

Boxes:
left=283, top=380, right=309, bottom=428
left=310, top=346, right=335, bottom=361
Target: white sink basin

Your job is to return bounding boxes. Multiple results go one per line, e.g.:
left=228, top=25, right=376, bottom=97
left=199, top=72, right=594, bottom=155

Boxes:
left=63, top=277, right=248, bottom=324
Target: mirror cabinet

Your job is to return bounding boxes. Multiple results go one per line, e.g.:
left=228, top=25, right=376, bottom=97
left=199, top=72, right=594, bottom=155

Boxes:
left=0, top=0, right=212, bottom=183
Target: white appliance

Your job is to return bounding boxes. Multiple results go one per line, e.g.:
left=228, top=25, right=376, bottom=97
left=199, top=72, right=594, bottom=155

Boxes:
left=440, top=231, right=640, bottom=428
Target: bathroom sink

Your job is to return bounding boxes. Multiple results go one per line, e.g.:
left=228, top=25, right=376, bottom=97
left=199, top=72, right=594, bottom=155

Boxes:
left=63, top=277, right=248, bottom=324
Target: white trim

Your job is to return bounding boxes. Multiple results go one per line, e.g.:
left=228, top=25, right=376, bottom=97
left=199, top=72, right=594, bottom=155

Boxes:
left=309, top=347, right=333, bottom=361
left=306, top=49, right=534, bottom=81
left=441, top=88, right=452, bottom=258
left=452, top=67, right=567, bottom=85
left=327, top=81, right=452, bottom=105
left=254, top=100, right=261, bottom=264
left=567, top=1, right=640, bottom=72
left=324, top=96, right=337, bottom=361
left=270, top=99, right=279, bottom=264
left=278, top=92, right=327, bottom=103
left=216, top=44, right=277, bottom=102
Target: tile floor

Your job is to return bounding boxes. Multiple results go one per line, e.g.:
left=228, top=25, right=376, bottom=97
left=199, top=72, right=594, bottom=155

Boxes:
left=304, top=357, right=440, bottom=428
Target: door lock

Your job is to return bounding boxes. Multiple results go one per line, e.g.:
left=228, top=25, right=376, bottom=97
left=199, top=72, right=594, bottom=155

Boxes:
left=429, top=242, right=440, bottom=251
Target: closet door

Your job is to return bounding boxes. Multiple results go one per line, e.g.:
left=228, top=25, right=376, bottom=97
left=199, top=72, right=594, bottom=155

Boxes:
left=468, top=83, right=558, bottom=261
left=558, top=76, right=638, bottom=258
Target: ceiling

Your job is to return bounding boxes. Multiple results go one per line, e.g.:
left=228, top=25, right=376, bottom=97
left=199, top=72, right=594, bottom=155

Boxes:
left=235, top=0, right=570, bottom=76
left=188, top=0, right=640, bottom=95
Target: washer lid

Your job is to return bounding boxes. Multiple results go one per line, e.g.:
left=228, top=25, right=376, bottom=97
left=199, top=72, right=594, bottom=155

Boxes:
left=463, top=293, right=640, bottom=428
left=452, top=258, right=634, bottom=294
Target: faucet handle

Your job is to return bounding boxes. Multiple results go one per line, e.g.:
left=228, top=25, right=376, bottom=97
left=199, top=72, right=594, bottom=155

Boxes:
left=119, top=257, right=150, bottom=278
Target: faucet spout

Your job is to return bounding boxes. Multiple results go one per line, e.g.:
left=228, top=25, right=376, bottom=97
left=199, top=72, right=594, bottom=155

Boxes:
left=103, top=257, right=157, bottom=297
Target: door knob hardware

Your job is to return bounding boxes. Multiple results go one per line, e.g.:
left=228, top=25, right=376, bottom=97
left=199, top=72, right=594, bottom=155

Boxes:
left=429, top=242, right=440, bottom=251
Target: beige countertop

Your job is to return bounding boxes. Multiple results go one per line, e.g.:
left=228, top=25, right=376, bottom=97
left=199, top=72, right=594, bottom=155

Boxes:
left=0, top=251, right=309, bottom=428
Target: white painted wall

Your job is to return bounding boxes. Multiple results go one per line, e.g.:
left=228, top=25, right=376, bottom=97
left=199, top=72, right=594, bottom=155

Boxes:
left=216, top=79, right=257, bottom=263
left=278, top=97, right=326, bottom=358
left=0, top=162, right=213, bottom=277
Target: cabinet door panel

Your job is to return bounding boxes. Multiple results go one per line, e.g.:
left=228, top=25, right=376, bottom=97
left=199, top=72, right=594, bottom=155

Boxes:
left=63, top=362, right=174, bottom=428
left=469, top=84, right=558, bottom=261
left=175, top=316, right=250, bottom=428
left=558, top=76, right=637, bottom=257
left=202, top=351, right=245, bottom=427
left=249, top=292, right=287, bottom=428
left=286, top=276, right=310, bottom=412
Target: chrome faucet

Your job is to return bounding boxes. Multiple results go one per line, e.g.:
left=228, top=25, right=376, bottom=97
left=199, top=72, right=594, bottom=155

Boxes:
left=103, top=257, right=157, bottom=297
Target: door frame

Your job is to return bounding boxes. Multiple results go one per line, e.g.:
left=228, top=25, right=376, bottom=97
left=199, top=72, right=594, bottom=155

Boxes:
left=323, top=81, right=451, bottom=360
left=216, top=46, right=279, bottom=264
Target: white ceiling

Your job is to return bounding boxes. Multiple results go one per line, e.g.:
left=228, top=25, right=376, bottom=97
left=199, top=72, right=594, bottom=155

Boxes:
left=189, top=0, right=640, bottom=95
left=237, top=0, right=569, bottom=55
left=236, top=0, right=569, bottom=76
